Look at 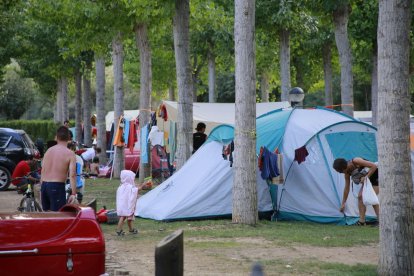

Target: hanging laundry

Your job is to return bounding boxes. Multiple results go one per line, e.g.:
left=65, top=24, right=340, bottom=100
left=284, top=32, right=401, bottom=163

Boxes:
left=169, top=121, right=177, bottom=163
left=128, top=120, right=138, bottom=153
left=148, top=126, right=164, bottom=146
left=294, top=145, right=309, bottom=164
left=123, top=118, right=130, bottom=147
left=272, top=154, right=284, bottom=184
left=158, top=104, right=168, bottom=121
left=150, top=112, right=157, bottom=127
left=113, top=116, right=125, bottom=147
left=140, top=124, right=149, bottom=164
left=259, top=146, right=280, bottom=180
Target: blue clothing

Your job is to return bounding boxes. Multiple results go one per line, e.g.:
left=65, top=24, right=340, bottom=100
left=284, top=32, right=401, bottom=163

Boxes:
left=260, top=147, right=280, bottom=180
left=141, top=124, right=149, bottom=164
left=41, top=182, right=66, bottom=211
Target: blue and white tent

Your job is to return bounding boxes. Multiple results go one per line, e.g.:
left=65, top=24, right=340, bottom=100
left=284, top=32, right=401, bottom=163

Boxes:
left=137, top=107, right=378, bottom=223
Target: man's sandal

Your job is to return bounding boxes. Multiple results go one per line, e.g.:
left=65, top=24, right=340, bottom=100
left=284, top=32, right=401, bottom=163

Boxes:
left=129, top=229, right=138, bottom=234
left=116, top=230, right=125, bottom=236
left=354, top=221, right=367, bottom=226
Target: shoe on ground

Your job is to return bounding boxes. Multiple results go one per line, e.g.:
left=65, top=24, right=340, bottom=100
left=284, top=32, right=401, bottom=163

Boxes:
left=116, top=230, right=125, bottom=236
left=354, top=220, right=367, bottom=226
left=129, top=229, right=138, bottom=234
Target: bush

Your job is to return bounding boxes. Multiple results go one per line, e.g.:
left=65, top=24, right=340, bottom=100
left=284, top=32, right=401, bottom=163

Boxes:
left=0, top=120, right=59, bottom=141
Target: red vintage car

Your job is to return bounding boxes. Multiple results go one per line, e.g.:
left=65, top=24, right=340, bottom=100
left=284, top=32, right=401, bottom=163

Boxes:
left=0, top=205, right=106, bottom=276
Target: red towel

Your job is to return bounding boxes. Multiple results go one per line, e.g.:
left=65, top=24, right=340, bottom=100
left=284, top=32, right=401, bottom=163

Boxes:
left=294, top=145, right=308, bottom=164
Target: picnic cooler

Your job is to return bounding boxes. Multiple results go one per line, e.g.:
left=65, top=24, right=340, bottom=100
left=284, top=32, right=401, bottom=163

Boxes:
left=0, top=205, right=106, bottom=276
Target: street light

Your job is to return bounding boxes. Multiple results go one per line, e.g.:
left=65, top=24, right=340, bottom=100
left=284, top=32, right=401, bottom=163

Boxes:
left=289, top=87, right=305, bottom=108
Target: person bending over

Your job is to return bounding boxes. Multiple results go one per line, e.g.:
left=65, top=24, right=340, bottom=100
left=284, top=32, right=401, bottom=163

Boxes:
left=333, top=157, right=379, bottom=226
left=41, top=126, right=77, bottom=211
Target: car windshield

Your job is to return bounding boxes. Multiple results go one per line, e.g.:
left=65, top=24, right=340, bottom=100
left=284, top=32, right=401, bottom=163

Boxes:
left=20, top=133, right=36, bottom=149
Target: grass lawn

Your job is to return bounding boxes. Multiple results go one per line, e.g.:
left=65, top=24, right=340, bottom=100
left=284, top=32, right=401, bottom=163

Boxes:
left=83, top=178, right=378, bottom=275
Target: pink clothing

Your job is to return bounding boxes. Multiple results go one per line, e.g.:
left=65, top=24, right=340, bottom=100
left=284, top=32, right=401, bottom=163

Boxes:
left=116, top=170, right=138, bottom=217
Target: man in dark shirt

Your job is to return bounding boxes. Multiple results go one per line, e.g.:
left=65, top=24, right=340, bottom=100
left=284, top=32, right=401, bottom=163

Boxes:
left=193, top=122, right=207, bottom=154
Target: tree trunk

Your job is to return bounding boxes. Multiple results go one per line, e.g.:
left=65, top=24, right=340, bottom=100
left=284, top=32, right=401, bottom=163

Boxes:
left=74, top=70, right=83, bottom=143
left=233, top=0, right=258, bottom=225
left=371, top=44, right=378, bottom=127
left=61, top=77, right=69, bottom=121
left=333, top=4, right=354, bottom=116
left=168, top=83, right=175, bottom=101
left=134, top=23, right=152, bottom=184
left=377, top=0, right=414, bottom=274
left=55, top=79, right=62, bottom=123
left=208, top=46, right=216, bottom=103
left=260, top=71, right=269, bottom=103
left=112, top=32, right=125, bottom=178
left=279, top=28, right=291, bottom=102
left=173, top=0, right=193, bottom=170
left=95, top=55, right=107, bottom=164
left=322, top=43, right=333, bottom=107
left=83, top=65, right=92, bottom=147
left=192, top=55, right=200, bottom=103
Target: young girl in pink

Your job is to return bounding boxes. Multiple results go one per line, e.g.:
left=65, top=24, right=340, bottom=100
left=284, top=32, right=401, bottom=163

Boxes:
left=116, top=170, right=144, bottom=236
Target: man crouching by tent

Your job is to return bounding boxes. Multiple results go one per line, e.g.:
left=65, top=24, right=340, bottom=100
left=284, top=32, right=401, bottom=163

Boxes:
left=333, top=157, right=379, bottom=226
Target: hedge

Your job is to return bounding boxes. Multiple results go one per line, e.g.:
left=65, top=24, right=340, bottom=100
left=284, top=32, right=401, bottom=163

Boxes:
left=0, top=120, right=60, bottom=142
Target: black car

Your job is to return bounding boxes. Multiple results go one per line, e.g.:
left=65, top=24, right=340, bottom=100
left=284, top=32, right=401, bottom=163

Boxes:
left=0, top=128, right=40, bottom=191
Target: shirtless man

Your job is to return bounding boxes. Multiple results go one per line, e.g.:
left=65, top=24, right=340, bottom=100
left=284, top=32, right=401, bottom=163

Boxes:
left=41, top=126, right=77, bottom=211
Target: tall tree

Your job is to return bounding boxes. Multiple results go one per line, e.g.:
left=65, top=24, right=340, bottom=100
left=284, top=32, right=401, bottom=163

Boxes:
left=377, top=0, right=414, bottom=274
left=332, top=2, right=354, bottom=116
left=112, top=32, right=125, bottom=178
left=74, top=69, right=83, bottom=143
left=233, top=0, right=257, bottom=225
left=95, top=55, right=106, bottom=164
left=173, top=0, right=193, bottom=170
left=83, top=60, right=93, bottom=147
left=134, top=23, right=152, bottom=183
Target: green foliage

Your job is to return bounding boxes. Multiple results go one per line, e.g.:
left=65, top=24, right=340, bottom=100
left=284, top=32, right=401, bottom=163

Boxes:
left=216, top=73, right=235, bottom=102
left=0, top=120, right=58, bottom=141
left=0, top=61, right=37, bottom=119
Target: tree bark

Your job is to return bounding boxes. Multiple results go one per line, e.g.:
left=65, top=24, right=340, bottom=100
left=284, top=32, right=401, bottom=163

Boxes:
left=61, top=77, right=69, bottom=122
left=74, top=70, right=83, bottom=143
left=260, top=71, right=269, bottom=103
left=322, top=43, right=333, bottom=107
left=371, top=44, right=378, bottom=127
left=279, top=28, right=291, bottom=102
left=55, top=79, right=62, bottom=123
left=95, top=55, right=107, bottom=164
left=233, top=0, right=258, bottom=225
left=83, top=65, right=92, bottom=147
left=377, top=0, right=414, bottom=274
left=173, top=0, right=193, bottom=170
left=168, top=83, right=175, bottom=101
left=134, top=23, right=152, bottom=183
left=208, top=46, right=216, bottom=103
left=112, top=32, right=125, bottom=178
left=333, top=4, right=354, bottom=116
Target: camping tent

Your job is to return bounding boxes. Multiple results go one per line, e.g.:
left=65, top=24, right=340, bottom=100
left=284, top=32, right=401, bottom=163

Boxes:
left=209, top=108, right=378, bottom=224
left=137, top=107, right=380, bottom=223
left=158, top=100, right=290, bottom=134
left=136, top=140, right=274, bottom=220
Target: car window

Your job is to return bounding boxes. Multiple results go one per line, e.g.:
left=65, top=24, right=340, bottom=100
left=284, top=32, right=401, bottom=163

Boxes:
left=8, top=137, right=24, bottom=149
left=21, top=133, right=36, bottom=149
left=0, top=134, right=12, bottom=148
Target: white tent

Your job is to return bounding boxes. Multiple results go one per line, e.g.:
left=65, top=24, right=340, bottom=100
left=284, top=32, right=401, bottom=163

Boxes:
left=137, top=108, right=382, bottom=224
left=136, top=141, right=274, bottom=221
left=158, top=100, right=290, bottom=134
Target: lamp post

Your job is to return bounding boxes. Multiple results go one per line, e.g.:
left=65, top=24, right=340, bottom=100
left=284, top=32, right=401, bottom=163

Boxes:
left=289, top=87, right=305, bottom=108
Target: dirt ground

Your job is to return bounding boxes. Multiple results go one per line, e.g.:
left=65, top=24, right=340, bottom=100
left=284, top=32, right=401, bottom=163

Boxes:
left=0, top=189, right=378, bottom=275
